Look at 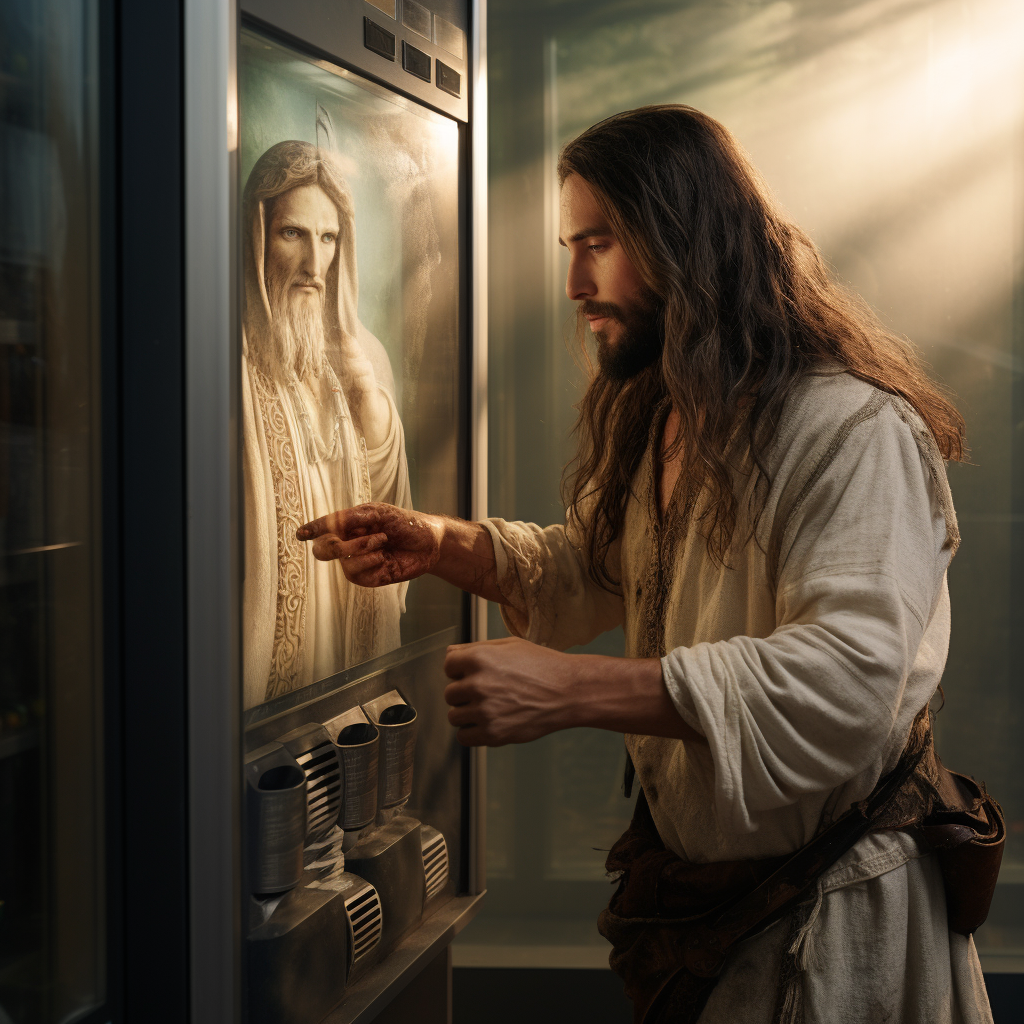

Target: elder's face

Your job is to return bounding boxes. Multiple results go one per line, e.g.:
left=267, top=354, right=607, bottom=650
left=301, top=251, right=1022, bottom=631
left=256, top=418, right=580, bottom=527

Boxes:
left=265, top=184, right=340, bottom=314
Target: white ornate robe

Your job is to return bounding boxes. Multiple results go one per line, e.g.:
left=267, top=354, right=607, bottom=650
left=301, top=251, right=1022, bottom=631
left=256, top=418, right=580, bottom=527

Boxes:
left=242, top=342, right=411, bottom=709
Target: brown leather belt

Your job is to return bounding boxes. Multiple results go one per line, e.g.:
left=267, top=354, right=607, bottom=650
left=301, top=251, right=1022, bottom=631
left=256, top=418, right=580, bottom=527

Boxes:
left=599, top=735, right=1004, bottom=1024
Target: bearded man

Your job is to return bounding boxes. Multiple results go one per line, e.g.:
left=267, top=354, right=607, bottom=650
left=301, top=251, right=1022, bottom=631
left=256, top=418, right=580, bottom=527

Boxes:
left=242, top=140, right=410, bottom=709
left=296, top=108, right=996, bottom=1023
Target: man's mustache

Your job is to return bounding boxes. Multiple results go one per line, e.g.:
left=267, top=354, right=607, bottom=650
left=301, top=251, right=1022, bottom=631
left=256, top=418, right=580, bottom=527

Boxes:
left=578, top=300, right=623, bottom=321
left=291, top=276, right=325, bottom=291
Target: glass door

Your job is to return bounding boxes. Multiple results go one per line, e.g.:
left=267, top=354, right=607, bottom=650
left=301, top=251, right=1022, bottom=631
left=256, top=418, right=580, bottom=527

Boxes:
left=0, top=0, right=105, bottom=1020
left=237, top=24, right=472, bottom=1023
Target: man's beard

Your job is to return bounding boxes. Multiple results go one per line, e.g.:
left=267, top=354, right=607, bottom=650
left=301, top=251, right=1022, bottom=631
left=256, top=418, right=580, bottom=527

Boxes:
left=251, top=269, right=327, bottom=383
left=581, top=294, right=664, bottom=381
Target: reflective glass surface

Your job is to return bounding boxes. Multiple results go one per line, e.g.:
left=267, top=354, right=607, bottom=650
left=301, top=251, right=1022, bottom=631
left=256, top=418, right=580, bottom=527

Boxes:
left=238, top=35, right=469, bottom=1018
left=462, top=0, right=1024, bottom=970
left=240, top=31, right=463, bottom=715
left=0, top=0, right=104, bottom=1018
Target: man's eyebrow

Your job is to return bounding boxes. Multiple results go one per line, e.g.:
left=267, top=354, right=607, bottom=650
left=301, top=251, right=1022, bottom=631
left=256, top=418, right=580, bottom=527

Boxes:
left=558, top=226, right=614, bottom=246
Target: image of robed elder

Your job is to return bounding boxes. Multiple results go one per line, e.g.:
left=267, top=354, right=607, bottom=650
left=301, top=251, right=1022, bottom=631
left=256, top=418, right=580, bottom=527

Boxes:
left=242, top=140, right=411, bottom=709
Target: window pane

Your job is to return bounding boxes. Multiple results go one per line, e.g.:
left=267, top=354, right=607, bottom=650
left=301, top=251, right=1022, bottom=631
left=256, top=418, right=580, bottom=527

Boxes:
left=464, top=0, right=1024, bottom=970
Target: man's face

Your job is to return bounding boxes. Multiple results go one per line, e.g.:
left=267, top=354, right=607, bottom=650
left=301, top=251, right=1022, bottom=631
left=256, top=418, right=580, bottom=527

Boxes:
left=265, top=184, right=340, bottom=316
left=559, top=173, right=662, bottom=379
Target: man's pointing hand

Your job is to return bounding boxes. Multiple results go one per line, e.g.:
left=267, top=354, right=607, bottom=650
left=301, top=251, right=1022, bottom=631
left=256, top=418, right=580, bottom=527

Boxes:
left=296, top=502, right=443, bottom=587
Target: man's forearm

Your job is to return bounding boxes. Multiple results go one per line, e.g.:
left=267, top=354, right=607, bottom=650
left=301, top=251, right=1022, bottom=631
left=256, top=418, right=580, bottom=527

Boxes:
left=430, top=516, right=506, bottom=605
left=347, top=379, right=391, bottom=449
left=443, top=638, right=707, bottom=746
left=565, top=653, right=705, bottom=742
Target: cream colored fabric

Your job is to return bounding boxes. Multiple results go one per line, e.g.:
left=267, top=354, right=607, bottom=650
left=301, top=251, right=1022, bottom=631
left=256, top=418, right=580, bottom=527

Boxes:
left=703, top=841, right=991, bottom=1024
left=242, top=341, right=410, bottom=709
left=483, top=371, right=991, bottom=1023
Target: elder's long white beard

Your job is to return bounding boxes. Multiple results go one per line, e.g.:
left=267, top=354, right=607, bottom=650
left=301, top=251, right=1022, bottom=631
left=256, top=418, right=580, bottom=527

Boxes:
left=250, top=275, right=327, bottom=384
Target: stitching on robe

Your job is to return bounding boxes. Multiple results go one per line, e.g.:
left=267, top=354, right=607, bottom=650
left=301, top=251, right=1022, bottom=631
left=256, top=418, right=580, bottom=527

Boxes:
left=252, top=365, right=308, bottom=698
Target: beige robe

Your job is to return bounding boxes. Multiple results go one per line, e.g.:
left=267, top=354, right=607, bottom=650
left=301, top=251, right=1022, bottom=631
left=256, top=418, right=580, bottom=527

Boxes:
left=242, top=339, right=411, bottom=710
left=483, top=371, right=991, bottom=1023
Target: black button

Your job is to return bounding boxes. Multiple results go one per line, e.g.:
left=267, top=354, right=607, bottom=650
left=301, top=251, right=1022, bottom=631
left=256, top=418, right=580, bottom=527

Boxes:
left=436, top=60, right=460, bottom=97
left=402, top=41, right=431, bottom=82
left=364, top=17, right=396, bottom=61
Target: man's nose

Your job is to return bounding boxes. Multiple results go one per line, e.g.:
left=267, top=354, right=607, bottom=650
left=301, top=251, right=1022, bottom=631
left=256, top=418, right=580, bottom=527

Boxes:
left=565, top=255, right=595, bottom=301
left=301, top=236, right=323, bottom=280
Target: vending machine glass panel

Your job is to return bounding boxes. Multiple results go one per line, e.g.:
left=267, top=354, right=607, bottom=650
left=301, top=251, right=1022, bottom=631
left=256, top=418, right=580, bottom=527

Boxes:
left=238, top=21, right=474, bottom=1023
left=240, top=29, right=463, bottom=713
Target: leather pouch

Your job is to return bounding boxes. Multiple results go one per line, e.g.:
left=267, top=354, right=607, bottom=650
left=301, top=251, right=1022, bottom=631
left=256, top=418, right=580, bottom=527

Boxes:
left=920, top=770, right=1005, bottom=936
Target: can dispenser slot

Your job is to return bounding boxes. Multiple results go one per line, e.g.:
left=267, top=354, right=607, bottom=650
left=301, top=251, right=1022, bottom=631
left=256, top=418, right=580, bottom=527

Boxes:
left=362, top=690, right=417, bottom=818
left=245, top=744, right=308, bottom=895
left=324, top=706, right=380, bottom=835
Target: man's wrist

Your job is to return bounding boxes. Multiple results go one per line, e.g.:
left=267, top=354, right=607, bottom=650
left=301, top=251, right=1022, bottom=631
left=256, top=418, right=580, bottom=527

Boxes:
left=435, top=515, right=478, bottom=561
left=430, top=516, right=505, bottom=604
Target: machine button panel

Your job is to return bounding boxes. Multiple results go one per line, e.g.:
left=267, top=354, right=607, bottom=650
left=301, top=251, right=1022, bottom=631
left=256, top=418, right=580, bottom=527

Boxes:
left=363, top=17, right=396, bottom=62
left=365, top=0, right=396, bottom=18
left=433, top=14, right=464, bottom=59
left=436, top=60, right=460, bottom=97
left=402, top=41, right=431, bottom=82
left=402, top=0, right=431, bottom=39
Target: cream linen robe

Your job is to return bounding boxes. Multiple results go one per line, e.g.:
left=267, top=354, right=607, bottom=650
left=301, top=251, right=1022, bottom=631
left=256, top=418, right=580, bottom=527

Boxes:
left=483, top=371, right=992, bottom=1024
left=242, top=342, right=411, bottom=709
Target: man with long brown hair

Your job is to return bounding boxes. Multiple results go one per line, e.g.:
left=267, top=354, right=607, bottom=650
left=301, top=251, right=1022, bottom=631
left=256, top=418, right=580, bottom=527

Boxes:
left=297, top=107, right=995, bottom=1023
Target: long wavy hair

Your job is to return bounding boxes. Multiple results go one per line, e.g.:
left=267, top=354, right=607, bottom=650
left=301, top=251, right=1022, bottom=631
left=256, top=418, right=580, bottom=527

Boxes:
left=559, top=105, right=965, bottom=586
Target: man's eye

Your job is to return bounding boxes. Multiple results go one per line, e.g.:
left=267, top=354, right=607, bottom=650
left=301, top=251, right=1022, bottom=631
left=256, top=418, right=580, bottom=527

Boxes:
left=588, top=244, right=607, bottom=253
left=283, top=228, right=298, bottom=239
left=322, top=233, right=336, bottom=243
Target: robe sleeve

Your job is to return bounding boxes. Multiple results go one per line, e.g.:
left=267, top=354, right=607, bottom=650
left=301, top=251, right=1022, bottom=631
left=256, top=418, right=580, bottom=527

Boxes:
left=365, top=386, right=412, bottom=613
left=366, top=387, right=410, bottom=507
left=661, top=399, right=954, bottom=835
left=482, top=518, right=625, bottom=649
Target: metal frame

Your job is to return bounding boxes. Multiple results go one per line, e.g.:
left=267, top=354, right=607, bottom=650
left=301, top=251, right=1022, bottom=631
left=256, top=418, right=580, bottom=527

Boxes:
left=468, top=0, right=488, bottom=900
left=184, top=0, right=243, bottom=1020
left=240, top=0, right=469, bottom=124
left=105, top=2, right=191, bottom=1021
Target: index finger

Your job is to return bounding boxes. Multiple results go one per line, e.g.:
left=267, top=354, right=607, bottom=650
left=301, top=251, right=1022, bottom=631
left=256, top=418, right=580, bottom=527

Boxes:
left=297, top=505, right=378, bottom=542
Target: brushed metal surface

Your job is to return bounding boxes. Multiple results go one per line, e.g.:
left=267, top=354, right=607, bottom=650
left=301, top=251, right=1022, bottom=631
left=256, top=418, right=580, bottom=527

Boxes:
left=241, top=0, right=468, bottom=122
left=323, top=892, right=484, bottom=1024
left=185, top=0, right=241, bottom=1018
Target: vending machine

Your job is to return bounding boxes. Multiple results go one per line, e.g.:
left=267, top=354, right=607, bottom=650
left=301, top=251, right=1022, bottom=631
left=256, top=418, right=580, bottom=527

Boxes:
left=185, top=1, right=487, bottom=1021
